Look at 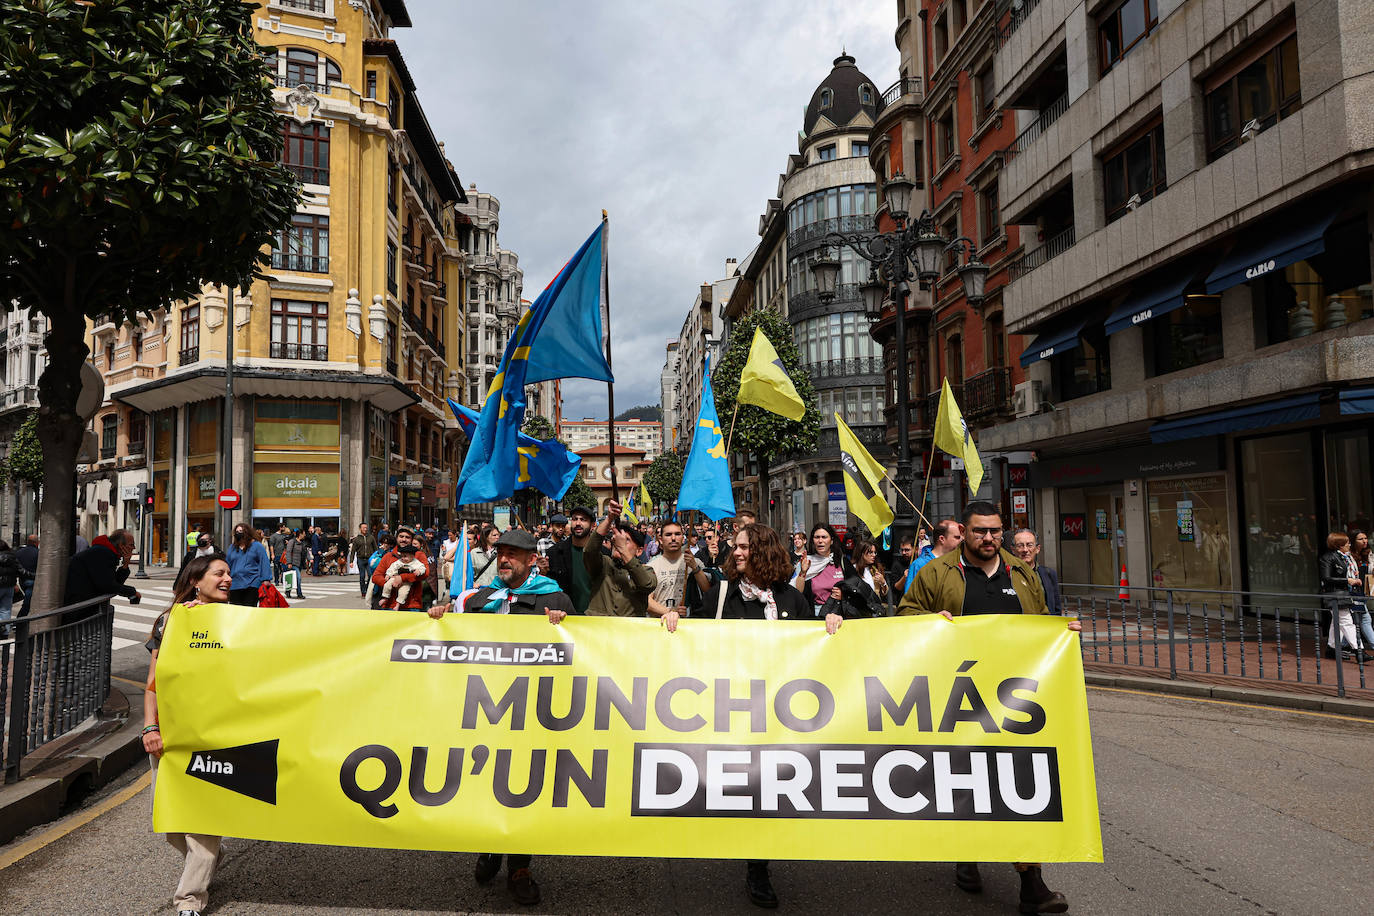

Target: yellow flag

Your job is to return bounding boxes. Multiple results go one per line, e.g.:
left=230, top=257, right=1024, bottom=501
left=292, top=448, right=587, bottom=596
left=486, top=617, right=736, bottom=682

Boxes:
left=933, top=378, right=984, bottom=494
left=640, top=483, right=653, bottom=518
left=738, top=328, right=805, bottom=421
left=835, top=413, right=894, bottom=536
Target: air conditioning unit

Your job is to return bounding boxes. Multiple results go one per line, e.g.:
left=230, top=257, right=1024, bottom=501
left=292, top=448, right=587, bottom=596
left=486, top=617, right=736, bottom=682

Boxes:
left=1012, top=380, right=1044, bottom=418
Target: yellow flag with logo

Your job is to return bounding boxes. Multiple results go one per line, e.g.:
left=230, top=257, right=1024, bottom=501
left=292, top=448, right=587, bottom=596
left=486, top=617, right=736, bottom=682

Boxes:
left=738, top=328, right=805, bottom=421
left=934, top=378, right=984, bottom=494
left=835, top=413, right=894, bottom=536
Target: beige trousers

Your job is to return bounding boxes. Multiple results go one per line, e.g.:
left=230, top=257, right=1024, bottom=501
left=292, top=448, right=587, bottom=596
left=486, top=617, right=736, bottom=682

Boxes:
left=149, top=755, right=222, bottom=913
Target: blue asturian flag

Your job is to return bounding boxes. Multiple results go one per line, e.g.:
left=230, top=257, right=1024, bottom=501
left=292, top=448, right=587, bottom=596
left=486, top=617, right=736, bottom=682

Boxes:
left=677, top=356, right=736, bottom=521
left=449, top=522, right=473, bottom=599
left=454, top=223, right=612, bottom=505
left=448, top=400, right=582, bottom=501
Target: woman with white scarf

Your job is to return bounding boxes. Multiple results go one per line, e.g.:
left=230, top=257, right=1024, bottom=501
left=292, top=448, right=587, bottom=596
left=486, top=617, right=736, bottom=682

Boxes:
left=663, top=523, right=841, bottom=908
left=791, top=523, right=855, bottom=616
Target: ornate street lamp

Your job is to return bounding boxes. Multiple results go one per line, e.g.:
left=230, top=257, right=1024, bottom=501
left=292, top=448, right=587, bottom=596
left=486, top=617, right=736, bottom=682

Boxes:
left=881, top=173, right=916, bottom=222
left=860, top=270, right=886, bottom=320
left=810, top=249, right=841, bottom=301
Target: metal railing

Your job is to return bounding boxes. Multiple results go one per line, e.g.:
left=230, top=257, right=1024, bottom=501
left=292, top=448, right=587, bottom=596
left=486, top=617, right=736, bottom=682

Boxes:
left=271, top=252, right=329, bottom=273
left=963, top=366, right=1012, bottom=418
left=790, top=284, right=864, bottom=316
left=1008, top=226, right=1076, bottom=281
left=788, top=214, right=875, bottom=250
left=274, top=74, right=333, bottom=95
left=1063, top=583, right=1371, bottom=698
left=877, top=76, right=924, bottom=112
left=3, top=598, right=115, bottom=783
left=1004, top=93, right=1069, bottom=158
left=925, top=383, right=962, bottom=422
left=995, top=0, right=1044, bottom=49
left=270, top=341, right=329, bottom=361
left=276, top=0, right=328, bottom=11
left=805, top=357, right=885, bottom=380
left=178, top=345, right=199, bottom=365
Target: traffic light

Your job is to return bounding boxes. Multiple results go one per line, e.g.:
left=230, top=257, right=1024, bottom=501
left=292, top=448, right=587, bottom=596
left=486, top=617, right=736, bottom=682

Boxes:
left=138, top=482, right=152, bottom=510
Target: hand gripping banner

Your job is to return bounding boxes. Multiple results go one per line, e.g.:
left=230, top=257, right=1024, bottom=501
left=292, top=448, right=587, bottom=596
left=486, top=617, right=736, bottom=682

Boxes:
left=153, top=608, right=1102, bottom=863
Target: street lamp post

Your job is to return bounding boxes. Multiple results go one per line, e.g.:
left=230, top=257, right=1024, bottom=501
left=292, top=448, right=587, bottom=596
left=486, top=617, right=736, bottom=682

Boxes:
left=810, top=173, right=990, bottom=543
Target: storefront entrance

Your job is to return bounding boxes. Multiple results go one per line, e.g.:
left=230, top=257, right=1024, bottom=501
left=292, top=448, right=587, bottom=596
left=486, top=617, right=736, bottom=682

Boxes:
left=1085, top=490, right=1125, bottom=589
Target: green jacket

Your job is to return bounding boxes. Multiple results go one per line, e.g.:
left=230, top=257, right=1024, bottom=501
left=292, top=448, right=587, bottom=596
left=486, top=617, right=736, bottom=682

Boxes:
left=896, top=548, right=1049, bottom=617
left=583, top=530, right=657, bottom=617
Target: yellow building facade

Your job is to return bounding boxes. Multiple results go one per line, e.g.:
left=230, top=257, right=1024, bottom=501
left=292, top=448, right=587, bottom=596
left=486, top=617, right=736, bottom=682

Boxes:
left=90, top=0, right=469, bottom=560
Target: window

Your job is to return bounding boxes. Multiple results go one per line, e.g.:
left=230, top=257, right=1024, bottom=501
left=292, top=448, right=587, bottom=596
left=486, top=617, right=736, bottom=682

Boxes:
left=944, top=333, right=964, bottom=382
left=1103, top=122, right=1166, bottom=222
left=127, top=410, right=146, bottom=453
left=817, top=144, right=837, bottom=162
left=387, top=154, right=397, bottom=214
left=1149, top=295, right=1223, bottom=375
left=936, top=109, right=956, bottom=166
left=1099, top=0, right=1159, bottom=74
left=270, top=299, right=329, bottom=360
left=104, top=340, right=115, bottom=369
left=132, top=331, right=142, bottom=362
left=1240, top=433, right=1316, bottom=595
left=851, top=141, right=869, bottom=158
left=978, top=184, right=1001, bottom=245
left=1052, top=327, right=1111, bottom=401
left=388, top=81, right=400, bottom=127
left=179, top=305, right=200, bottom=362
left=101, top=415, right=117, bottom=459
left=859, top=83, right=873, bottom=106
left=1204, top=29, right=1300, bottom=162
left=819, top=88, right=833, bottom=110
left=1251, top=224, right=1374, bottom=345
left=282, top=121, right=330, bottom=185
left=282, top=48, right=340, bottom=90
left=365, top=70, right=377, bottom=99
left=274, top=213, right=329, bottom=272
left=987, top=313, right=1007, bottom=368
left=941, top=216, right=959, bottom=273
left=785, top=184, right=878, bottom=234
left=975, top=64, right=996, bottom=121
left=386, top=241, right=398, bottom=294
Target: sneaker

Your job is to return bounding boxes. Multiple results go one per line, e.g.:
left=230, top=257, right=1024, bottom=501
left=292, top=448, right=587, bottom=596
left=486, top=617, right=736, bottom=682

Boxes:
left=507, top=867, right=541, bottom=905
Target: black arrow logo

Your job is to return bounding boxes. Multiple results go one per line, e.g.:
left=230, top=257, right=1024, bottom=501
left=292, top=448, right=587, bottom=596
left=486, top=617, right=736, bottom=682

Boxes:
left=185, top=739, right=279, bottom=805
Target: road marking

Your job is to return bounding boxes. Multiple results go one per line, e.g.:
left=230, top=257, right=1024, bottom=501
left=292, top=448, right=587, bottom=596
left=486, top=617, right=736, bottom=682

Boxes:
left=0, top=770, right=151, bottom=871
left=111, top=674, right=146, bottom=689
left=1089, top=684, right=1374, bottom=723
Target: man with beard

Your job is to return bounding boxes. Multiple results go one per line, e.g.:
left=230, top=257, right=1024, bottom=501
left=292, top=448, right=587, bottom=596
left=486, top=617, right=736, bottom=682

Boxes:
left=540, top=505, right=595, bottom=614
left=370, top=526, right=429, bottom=610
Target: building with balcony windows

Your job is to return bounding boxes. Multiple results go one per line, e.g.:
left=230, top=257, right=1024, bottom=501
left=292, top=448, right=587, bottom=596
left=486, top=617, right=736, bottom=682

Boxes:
left=560, top=419, right=663, bottom=463
left=0, top=308, right=48, bottom=545
left=660, top=339, right=680, bottom=454
left=456, top=185, right=523, bottom=413
left=103, top=0, right=469, bottom=555
left=669, top=262, right=740, bottom=455
left=975, top=0, right=1374, bottom=599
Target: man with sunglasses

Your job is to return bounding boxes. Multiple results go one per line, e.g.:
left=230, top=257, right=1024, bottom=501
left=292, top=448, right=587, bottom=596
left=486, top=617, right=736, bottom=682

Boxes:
left=897, top=499, right=1080, bottom=915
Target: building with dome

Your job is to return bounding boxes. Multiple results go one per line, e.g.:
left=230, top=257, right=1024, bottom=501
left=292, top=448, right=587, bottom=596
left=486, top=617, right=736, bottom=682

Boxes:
left=731, top=53, right=892, bottom=535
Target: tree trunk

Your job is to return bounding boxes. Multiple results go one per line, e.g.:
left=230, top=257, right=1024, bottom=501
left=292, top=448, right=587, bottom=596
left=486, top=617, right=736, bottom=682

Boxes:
left=30, top=313, right=88, bottom=621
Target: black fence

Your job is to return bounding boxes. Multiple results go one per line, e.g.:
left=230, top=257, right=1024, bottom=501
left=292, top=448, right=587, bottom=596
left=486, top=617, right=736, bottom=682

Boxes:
left=2, top=597, right=115, bottom=783
left=1063, top=583, right=1367, bottom=698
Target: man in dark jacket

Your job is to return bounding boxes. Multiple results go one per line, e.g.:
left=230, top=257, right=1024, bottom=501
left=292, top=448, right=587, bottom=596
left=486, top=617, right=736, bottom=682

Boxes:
left=898, top=501, right=1078, bottom=915
left=1011, top=528, right=1062, bottom=615
left=427, top=528, right=572, bottom=906
left=541, top=505, right=596, bottom=614
left=65, top=530, right=140, bottom=607
left=349, top=523, right=377, bottom=597
left=309, top=526, right=324, bottom=576
left=281, top=530, right=308, bottom=599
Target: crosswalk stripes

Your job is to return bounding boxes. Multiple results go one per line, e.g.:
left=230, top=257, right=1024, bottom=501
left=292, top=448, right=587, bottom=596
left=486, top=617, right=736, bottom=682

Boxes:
left=110, top=575, right=369, bottom=650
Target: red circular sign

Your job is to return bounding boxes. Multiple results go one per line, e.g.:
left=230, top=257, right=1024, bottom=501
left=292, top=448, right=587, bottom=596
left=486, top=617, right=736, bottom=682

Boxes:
left=217, top=488, right=241, bottom=510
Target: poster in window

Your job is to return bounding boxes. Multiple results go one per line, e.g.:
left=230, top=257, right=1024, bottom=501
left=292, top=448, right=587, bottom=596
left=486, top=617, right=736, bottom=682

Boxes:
left=1176, top=499, right=1195, bottom=542
left=1095, top=508, right=1109, bottom=539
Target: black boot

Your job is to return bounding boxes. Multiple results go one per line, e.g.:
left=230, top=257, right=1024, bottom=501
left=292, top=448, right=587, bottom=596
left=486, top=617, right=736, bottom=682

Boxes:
left=473, top=852, right=501, bottom=884
left=955, top=862, right=983, bottom=893
left=1018, top=865, right=1068, bottom=914
left=745, top=862, right=779, bottom=909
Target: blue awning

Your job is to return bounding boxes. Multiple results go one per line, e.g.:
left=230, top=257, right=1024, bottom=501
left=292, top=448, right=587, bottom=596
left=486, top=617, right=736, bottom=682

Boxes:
left=1150, top=394, right=1321, bottom=444
left=1340, top=387, right=1374, bottom=416
left=1104, top=266, right=1196, bottom=335
left=1205, top=209, right=1339, bottom=295
left=1019, top=315, right=1088, bottom=367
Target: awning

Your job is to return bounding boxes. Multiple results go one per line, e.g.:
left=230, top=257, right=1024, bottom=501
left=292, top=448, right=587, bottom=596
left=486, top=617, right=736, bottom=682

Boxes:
left=1104, top=264, right=1198, bottom=335
left=110, top=366, right=421, bottom=414
left=1340, top=387, right=1374, bottom=416
left=1019, top=315, right=1088, bottom=367
left=1149, top=394, right=1320, bottom=444
left=1204, top=208, right=1339, bottom=295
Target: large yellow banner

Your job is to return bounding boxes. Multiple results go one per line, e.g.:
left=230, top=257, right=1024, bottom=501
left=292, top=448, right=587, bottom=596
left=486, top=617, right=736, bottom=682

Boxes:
left=153, top=607, right=1102, bottom=863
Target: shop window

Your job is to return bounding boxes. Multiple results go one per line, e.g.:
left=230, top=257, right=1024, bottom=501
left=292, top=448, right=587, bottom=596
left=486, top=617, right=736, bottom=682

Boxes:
left=1099, top=0, right=1159, bottom=75
left=1104, top=122, right=1165, bottom=223
left=1240, top=432, right=1317, bottom=595
left=1052, top=327, right=1111, bottom=401
left=1326, top=428, right=1373, bottom=538
left=1205, top=28, right=1300, bottom=162
left=1149, top=295, right=1223, bottom=376
left=1251, top=230, right=1374, bottom=346
left=1146, top=475, right=1232, bottom=593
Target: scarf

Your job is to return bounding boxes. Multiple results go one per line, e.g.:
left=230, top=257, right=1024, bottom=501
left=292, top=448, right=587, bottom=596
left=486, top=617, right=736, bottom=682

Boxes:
left=799, top=553, right=836, bottom=580
left=739, top=580, right=779, bottom=621
left=479, top=571, right=563, bottom=613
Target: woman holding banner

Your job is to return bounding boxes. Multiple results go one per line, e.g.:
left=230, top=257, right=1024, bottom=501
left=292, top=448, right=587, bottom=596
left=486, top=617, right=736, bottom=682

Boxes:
left=141, top=555, right=231, bottom=916
left=663, top=523, right=841, bottom=908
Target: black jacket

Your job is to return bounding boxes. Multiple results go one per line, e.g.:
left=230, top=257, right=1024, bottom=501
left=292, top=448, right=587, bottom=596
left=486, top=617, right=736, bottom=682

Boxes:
left=834, top=572, right=888, bottom=618
left=1320, top=550, right=1355, bottom=594
left=462, top=585, right=576, bottom=616
left=1036, top=564, right=1063, bottom=615
left=545, top=537, right=579, bottom=595
left=701, top=579, right=811, bottom=620
left=15, top=544, right=38, bottom=579
left=65, top=542, right=136, bottom=606
left=0, top=549, right=19, bottom=589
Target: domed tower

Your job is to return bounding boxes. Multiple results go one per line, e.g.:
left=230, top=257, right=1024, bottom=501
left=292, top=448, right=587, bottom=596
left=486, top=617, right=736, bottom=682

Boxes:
left=774, top=53, right=890, bottom=536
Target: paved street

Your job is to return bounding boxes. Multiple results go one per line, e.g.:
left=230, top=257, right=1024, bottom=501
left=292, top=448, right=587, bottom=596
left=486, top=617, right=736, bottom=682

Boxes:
left=1, top=686, right=1369, bottom=915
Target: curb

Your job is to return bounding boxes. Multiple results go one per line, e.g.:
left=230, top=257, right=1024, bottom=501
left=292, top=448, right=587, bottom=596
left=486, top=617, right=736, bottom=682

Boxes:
left=0, top=680, right=147, bottom=847
left=1085, top=672, right=1374, bottom=719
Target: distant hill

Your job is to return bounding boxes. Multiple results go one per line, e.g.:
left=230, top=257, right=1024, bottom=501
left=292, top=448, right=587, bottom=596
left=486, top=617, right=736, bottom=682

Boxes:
left=614, top=405, right=662, bottom=422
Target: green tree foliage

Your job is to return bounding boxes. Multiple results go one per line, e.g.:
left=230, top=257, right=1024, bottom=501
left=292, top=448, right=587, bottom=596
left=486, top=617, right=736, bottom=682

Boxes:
left=561, top=476, right=597, bottom=513
left=521, top=413, right=556, bottom=441
left=614, top=405, right=661, bottom=422
left=0, top=410, right=43, bottom=487
left=713, top=309, right=820, bottom=464
left=0, top=0, right=301, bottom=612
left=643, top=448, right=683, bottom=507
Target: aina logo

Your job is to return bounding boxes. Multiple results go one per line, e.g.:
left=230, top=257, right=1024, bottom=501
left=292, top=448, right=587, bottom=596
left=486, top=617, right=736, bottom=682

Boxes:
left=185, top=739, right=279, bottom=804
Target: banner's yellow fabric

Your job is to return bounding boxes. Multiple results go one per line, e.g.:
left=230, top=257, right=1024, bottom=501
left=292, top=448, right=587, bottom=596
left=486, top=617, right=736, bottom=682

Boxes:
left=153, top=605, right=1102, bottom=863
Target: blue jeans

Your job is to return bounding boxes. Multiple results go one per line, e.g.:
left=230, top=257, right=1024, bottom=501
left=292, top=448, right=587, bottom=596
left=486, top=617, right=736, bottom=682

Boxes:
left=0, top=586, right=13, bottom=623
left=1356, top=605, right=1374, bottom=651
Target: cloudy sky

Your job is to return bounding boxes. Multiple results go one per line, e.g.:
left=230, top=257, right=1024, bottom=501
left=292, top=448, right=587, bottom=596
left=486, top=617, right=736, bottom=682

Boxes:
left=400, top=0, right=897, bottom=419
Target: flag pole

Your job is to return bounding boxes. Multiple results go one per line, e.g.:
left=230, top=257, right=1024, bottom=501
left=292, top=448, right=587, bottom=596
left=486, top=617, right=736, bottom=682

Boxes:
left=723, top=401, right=739, bottom=458
left=601, top=210, right=619, bottom=504
left=884, top=469, right=933, bottom=530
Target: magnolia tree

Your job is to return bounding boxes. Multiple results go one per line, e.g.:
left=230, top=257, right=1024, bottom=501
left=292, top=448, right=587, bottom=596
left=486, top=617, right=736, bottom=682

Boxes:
left=0, top=0, right=300, bottom=613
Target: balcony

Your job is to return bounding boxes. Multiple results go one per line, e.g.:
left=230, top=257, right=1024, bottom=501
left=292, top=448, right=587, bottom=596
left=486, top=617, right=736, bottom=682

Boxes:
left=805, top=357, right=884, bottom=381
left=789, top=283, right=862, bottom=319
left=876, top=76, right=924, bottom=112
left=276, top=0, right=328, bottom=11
left=818, top=422, right=889, bottom=455
left=271, top=252, right=329, bottom=273
left=386, top=358, right=398, bottom=376
left=99, top=445, right=116, bottom=461
left=285, top=163, right=328, bottom=186
left=1002, top=93, right=1068, bottom=161
left=270, top=342, right=329, bottom=361
left=995, top=0, right=1044, bottom=49
left=431, top=280, right=448, bottom=304
left=925, top=383, right=962, bottom=426
left=274, top=74, right=334, bottom=96
left=0, top=384, right=39, bottom=413
left=788, top=215, right=876, bottom=252
left=127, top=439, right=146, bottom=457
left=178, top=346, right=199, bottom=365
left=963, top=367, right=1013, bottom=420
left=1008, top=226, right=1076, bottom=282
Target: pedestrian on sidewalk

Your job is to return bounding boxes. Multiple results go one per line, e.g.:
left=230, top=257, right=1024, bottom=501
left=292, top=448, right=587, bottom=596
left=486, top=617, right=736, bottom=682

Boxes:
left=470, top=525, right=501, bottom=588
left=1319, top=530, right=1363, bottom=662
left=225, top=524, right=272, bottom=607
left=66, top=530, right=141, bottom=610
left=142, top=554, right=231, bottom=916
left=898, top=500, right=1079, bottom=914
left=427, top=528, right=573, bottom=906
left=281, top=530, right=308, bottom=599
left=1012, top=528, right=1063, bottom=616
left=349, top=523, right=377, bottom=597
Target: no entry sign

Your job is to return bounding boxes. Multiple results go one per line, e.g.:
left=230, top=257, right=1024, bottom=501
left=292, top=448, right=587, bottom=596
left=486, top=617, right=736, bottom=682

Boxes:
left=217, top=488, right=241, bottom=510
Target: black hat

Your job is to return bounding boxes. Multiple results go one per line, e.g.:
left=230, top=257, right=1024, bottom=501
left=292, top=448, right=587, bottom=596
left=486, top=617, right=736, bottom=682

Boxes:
left=496, top=528, right=538, bottom=551
left=567, top=505, right=596, bottom=521
left=550, top=513, right=569, bottom=525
